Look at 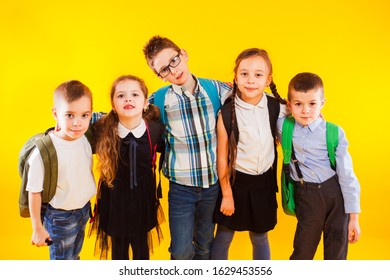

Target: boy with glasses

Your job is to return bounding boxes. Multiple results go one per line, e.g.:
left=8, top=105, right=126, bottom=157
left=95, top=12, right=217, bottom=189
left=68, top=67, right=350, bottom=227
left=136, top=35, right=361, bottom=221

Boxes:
left=143, top=35, right=231, bottom=260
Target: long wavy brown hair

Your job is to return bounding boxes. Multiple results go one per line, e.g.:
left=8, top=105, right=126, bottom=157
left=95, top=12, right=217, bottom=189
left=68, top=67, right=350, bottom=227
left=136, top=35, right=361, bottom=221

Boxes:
left=94, top=75, right=160, bottom=187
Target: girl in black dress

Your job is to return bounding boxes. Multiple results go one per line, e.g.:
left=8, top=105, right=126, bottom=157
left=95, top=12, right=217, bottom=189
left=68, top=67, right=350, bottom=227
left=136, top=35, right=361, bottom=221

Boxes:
left=91, top=75, right=164, bottom=260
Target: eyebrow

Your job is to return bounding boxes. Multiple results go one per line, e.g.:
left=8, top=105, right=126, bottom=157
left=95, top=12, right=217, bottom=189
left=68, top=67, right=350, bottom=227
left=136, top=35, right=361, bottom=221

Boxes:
left=292, top=99, right=318, bottom=103
left=158, top=54, right=178, bottom=72
left=239, top=68, right=266, bottom=72
left=64, top=110, right=91, bottom=114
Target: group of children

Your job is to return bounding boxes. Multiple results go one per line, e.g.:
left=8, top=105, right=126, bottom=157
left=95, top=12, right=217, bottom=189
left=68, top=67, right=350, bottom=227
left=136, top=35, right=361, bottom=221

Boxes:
left=26, top=35, right=361, bottom=260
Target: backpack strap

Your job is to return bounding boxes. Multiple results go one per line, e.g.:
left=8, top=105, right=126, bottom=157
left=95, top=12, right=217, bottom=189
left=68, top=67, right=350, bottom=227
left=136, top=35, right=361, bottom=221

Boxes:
left=266, top=95, right=280, bottom=139
left=282, top=118, right=339, bottom=177
left=153, top=86, right=170, bottom=125
left=35, top=134, right=58, bottom=204
left=326, top=121, right=339, bottom=170
left=145, top=122, right=156, bottom=169
left=266, top=95, right=281, bottom=187
left=145, top=120, right=164, bottom=199
left=281, top=116, right=295, bottom=165
left=198, top=78, right=221, bottom=117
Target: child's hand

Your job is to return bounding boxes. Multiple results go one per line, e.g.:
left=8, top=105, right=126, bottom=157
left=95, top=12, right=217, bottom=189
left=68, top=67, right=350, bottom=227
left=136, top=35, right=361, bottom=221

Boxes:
left=225, top=81, right=233, bottom=88
left=348, top=213, right=361, bottom=243
left=220, top=196, right=235, bottom=216
left=31, top=227, right=51, bottom=247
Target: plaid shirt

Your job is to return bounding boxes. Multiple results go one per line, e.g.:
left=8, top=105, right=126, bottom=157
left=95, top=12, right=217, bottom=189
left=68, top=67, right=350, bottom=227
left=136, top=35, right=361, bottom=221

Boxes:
left=90, top=112, right=106, bottom=124
left=149, top=76, right=231, bottom=188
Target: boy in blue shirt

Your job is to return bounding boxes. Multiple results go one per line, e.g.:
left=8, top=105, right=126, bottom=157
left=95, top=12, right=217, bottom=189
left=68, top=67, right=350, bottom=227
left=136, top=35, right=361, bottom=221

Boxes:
left=143, top=35, right=231, bottom=259
left=277, top=72, right=361, bottom=259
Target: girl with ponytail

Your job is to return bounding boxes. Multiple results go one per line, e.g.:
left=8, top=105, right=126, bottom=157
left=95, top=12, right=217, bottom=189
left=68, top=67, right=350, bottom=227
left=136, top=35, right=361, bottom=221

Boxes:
left=212, top=48, right=287, bottom=260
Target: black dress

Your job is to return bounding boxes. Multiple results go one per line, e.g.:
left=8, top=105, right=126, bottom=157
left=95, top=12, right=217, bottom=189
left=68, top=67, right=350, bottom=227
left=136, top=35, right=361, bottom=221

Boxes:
left=92, top=121, right=164, bottom=259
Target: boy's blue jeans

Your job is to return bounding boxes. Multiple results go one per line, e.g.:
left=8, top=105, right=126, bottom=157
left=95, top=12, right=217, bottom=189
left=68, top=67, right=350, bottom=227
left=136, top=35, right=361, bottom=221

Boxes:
left=44, top=202, right=90, bottom=260
left=168, top=181, right=219, bottom=260
left=211, top=224, right=271, bottom=260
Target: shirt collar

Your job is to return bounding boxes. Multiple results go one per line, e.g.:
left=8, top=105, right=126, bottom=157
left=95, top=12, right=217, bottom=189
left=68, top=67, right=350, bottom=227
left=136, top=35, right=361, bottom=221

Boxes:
left=235, top=92, right=267, bottom=110
left=118, top=119, right=146, bottom=139
left=171, top=74, right=200, bottom=95
left=295, top=117, right=323, bottom=132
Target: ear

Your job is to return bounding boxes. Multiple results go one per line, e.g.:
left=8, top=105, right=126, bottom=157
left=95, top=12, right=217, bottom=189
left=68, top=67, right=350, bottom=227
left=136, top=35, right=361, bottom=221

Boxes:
left=144, top=100, right=150, bottom=110
left=180, top=49, right=188, bottom=61
left=267, top=75, right=273, bottom=87
left=52, top=106, right=58, bottom=121
left=320, top=98, right=326, bottom=109
left=286, top=99, right=292, bottom=111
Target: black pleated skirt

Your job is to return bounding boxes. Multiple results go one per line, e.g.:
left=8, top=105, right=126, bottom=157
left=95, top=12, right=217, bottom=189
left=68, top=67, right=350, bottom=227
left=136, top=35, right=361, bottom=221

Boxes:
left=213, top=167, right=278, bottom=233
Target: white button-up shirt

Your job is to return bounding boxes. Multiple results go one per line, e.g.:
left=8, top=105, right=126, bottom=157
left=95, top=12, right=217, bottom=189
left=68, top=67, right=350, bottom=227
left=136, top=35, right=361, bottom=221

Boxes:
left=235, top=94, right=274, bottom=175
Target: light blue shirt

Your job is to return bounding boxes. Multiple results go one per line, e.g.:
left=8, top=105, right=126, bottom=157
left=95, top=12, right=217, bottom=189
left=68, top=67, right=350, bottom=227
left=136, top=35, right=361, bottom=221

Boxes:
left=277, top=117, right=360, bottom=213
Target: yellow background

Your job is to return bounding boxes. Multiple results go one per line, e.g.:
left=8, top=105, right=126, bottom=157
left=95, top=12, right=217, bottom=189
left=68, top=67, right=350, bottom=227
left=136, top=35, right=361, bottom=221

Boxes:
left=1, top=0, right=389, bottom=260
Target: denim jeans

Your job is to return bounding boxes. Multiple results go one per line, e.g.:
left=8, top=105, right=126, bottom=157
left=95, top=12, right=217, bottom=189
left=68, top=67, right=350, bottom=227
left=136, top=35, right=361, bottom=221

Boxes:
left=211, top=224, right=271, bottom=260
left=44, top=202, right=90, bottom=260
left=168, top=181, right=219, bottom=260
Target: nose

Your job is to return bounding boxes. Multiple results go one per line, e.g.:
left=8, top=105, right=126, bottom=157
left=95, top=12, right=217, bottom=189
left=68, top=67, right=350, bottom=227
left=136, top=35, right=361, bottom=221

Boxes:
left=169, top=66, right=178, bottom=75
left=73, top=117, right=81, bottom=126
left=302, top=104, right=310, bottom=114
left=247, top=75, right=255, bottom=84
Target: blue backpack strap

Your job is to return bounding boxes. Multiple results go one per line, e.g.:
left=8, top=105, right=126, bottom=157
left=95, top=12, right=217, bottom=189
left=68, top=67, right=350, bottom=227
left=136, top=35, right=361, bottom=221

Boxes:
left=153, top=85, right=170, bottom=125
left=198, top=78, right=221, bottom=117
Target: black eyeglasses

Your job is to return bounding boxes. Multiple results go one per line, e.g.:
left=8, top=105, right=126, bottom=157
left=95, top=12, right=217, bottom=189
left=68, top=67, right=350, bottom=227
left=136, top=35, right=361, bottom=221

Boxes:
left=157, top=53, right=181, bottom=78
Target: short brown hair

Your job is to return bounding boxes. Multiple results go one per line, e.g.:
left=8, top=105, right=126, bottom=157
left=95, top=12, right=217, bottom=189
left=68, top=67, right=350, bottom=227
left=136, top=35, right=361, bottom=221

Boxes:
left=143, top=35, right=181, bottom=70
left=288, top=72, right=324, bottom=100
left=54, top=80, right=92, bottom=106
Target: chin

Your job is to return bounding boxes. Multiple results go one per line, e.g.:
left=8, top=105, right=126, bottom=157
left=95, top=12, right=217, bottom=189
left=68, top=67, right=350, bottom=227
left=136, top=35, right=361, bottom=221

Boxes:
left=296, top=119, right=312, bottom=126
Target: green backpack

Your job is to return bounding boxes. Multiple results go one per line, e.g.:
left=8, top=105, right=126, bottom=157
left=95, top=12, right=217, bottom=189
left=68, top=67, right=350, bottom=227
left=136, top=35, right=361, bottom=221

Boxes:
left=18, top=129, right=93, bottom=219
left=281, top=116, right=339, bottom=216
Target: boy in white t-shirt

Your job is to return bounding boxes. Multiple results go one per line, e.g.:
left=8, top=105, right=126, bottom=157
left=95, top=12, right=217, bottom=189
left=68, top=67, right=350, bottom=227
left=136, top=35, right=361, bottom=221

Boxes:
left=27, top=80, right=96, bottom=260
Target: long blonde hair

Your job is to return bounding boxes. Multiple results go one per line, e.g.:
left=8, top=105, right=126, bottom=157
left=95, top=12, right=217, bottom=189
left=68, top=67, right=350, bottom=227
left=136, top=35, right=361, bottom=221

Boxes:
left=95, top=75, right=160, bottom=187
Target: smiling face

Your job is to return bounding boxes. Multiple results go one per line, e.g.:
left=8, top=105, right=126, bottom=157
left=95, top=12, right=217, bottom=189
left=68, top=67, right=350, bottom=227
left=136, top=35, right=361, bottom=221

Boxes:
left=288, top=88, right=325, bottom=126
left=112, top=79, right=148, bottom=123
left=52, top=95, right=92, bottom=141
left=152, top=48, right=190, bottom=86
left=234, top=55, right=272, bottom=105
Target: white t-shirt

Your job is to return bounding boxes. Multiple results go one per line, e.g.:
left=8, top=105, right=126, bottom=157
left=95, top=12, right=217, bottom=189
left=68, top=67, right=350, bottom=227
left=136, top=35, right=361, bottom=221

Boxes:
left=235, top=94, right=275, bottom=175
left=26, top=133, right=96, bottom=210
